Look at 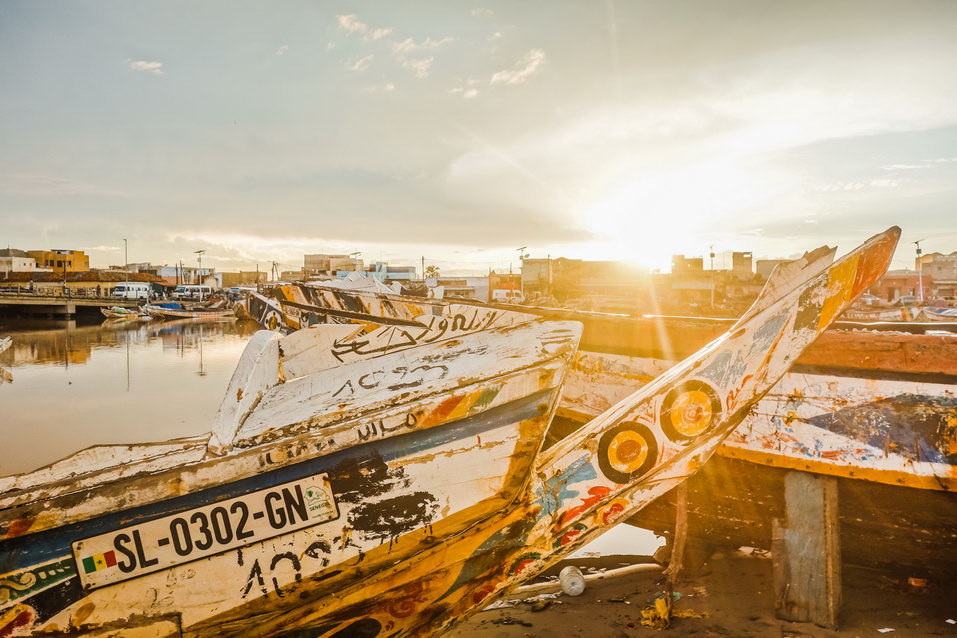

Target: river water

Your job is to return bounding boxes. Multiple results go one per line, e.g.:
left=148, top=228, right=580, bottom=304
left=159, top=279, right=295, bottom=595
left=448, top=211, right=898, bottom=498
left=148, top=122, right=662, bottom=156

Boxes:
left=0, top=316, right=658, bottom=555
left=0, top=316, right=259, bottom=476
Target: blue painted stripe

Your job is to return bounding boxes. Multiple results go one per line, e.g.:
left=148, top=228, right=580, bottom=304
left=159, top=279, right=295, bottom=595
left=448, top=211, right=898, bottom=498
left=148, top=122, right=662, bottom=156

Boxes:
left=0, top=388, right=553, bottom=573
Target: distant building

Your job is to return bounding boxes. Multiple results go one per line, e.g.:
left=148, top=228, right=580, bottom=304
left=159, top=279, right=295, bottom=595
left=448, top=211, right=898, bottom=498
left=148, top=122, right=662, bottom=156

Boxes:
left=0, top=248, right=50, bottom=274
left=869, top=270, right=933, bottom=302
left=489, top=271, right=521, bottom=292
left=280, top=270, right=307, bottom=282
left=304, top=254, right=363, bottom=275
left=521, top=257, right=648, bottom=312
left=521, top=258, right=552, bottom=297
left=221, top=271, right=268, bottom=288
left=671, top=255, right=704, bottom=275
left=26, top=249, right=90, bottom=272
left=917, top=252, right=957, bottom=297
left=917, top=251, right=957, bottom=280
left=730, top=251, right=753, bottom=280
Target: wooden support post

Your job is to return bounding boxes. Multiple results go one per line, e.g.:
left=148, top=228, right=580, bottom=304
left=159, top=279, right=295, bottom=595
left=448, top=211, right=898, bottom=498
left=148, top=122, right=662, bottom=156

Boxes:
left=773, top=471, right=841, bottom=628
left=664, top=482, right=688, bottom=583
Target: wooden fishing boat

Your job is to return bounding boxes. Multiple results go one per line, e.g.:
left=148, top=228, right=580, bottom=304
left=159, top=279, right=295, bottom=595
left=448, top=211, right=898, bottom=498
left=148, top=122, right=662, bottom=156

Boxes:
left=0, top=228, right=897, bottom=637
left=841, top=306, right=922, bottom=321
left=246, top=234, right=957, bottom=578
left=100, top=306, right=145, bottom=320
left=923, top=306, right=957, bottom=321
left=0, top=337, right=11, bottom=384
left=144, top=304, right=237, bottom=320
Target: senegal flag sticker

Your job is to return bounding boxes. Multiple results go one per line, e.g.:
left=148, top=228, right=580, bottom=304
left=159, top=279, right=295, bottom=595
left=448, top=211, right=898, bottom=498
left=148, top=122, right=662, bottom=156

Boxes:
left=81, top=550, right=117, bottom=574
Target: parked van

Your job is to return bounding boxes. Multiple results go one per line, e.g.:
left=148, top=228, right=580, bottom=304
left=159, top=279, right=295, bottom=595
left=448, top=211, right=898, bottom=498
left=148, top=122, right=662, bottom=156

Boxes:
left=112, top=282, right=151, bottom=299
left=491, top=289, right=525, bottom=304
left=172, top=285, right=212, bottom=301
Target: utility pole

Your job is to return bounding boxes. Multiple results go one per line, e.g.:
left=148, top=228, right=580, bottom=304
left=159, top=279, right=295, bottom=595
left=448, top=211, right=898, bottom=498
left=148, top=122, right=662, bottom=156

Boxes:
left=421, top=256, right=425, bottom=282
left=546, top=253, right=551, bottom=299
left=914, top=239, right=925, bottom=303
left=709, top=245, right=716, bottom=309
left=195, top=250, right=206, bottom=301
left=516, top=246, right=527, bottom=273
left=123, top=238, right=128, bottom=297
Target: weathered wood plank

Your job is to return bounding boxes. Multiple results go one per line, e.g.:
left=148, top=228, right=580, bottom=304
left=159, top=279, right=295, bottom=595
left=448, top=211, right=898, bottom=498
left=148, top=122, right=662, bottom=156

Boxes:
left=774, top=471, right=841, bottom=628
left=629, top=454, right=957, bottom=575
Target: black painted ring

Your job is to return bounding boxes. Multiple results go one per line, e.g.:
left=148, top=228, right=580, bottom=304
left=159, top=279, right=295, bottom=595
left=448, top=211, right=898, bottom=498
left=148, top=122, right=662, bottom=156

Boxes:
left=597, top=422, right=659, bottom=485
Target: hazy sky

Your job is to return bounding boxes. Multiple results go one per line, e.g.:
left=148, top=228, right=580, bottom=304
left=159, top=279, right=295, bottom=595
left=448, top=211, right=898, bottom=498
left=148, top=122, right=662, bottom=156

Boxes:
left=2, top=1, right=956, bottom=274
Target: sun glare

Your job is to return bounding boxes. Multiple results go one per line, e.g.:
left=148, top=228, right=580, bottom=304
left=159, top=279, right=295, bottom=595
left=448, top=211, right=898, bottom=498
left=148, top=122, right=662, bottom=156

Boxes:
left=579, top=160, right=782, bottom=271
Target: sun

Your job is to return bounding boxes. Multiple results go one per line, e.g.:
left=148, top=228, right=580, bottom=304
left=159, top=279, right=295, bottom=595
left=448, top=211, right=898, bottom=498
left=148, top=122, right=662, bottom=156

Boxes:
left=577, top=160, right=777, bottom=271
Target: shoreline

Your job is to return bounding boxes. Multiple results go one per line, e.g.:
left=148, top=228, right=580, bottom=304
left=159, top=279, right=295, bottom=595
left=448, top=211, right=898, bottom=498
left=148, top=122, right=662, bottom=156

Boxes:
left=451, top=551, right=957, bottom=637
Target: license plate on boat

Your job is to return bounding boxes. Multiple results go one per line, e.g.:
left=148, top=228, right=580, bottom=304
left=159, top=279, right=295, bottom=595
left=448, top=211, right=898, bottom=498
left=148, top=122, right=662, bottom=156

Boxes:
left=72, top=474, right=338, bottom=590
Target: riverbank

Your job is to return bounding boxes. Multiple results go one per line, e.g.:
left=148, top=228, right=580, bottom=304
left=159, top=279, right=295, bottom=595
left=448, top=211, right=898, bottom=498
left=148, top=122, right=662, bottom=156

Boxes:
left=451, top=551, right=957, bottom=637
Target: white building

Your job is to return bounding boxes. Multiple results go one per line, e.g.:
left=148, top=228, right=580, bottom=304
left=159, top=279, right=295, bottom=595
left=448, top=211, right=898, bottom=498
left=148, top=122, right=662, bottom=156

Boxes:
left=0, top=248, right=51, bottom=274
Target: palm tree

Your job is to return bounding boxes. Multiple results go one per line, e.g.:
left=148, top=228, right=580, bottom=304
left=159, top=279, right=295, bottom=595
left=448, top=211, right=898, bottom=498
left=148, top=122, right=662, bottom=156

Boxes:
left=424, top=265, right=441, bottom=279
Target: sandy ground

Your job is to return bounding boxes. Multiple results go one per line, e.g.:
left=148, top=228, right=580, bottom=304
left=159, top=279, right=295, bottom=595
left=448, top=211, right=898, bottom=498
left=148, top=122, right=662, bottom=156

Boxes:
left=449, top=552, right=957, bottom=638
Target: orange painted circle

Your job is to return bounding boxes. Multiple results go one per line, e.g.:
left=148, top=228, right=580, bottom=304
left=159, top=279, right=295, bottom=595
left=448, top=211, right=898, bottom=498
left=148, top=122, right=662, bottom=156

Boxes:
left=669, top=390, right=713, bottom=437
left=608, top=430, right=649, bottom=474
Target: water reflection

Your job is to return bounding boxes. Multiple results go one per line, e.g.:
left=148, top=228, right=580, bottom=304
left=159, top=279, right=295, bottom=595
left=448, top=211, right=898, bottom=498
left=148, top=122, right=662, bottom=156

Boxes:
left=0, top=318, right=260, bottom=476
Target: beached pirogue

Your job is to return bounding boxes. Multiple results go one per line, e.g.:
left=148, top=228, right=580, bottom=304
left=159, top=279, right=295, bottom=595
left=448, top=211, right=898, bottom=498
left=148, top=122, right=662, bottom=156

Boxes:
left=0, top=229, right=898, bottom=637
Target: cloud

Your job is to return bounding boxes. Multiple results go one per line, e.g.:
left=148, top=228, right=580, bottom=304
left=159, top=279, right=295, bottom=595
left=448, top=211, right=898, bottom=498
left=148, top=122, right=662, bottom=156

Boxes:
left=449, top=87, right=479, bottom=99
left=275, top=45, right=289, bottom=56
left=390, top=37, right=449, bottom=80
left=81, top=245, right=122, bottom=252
left=326, top=42, right=336, bottom=51
left=128, top=60, right=163, bottom=75
left=400, top=57, right=433, bottom=79
left=362, top=82, right=396, bottom=93
left=337, top=14, right=392, bottom=41
left=337, top=14, right=367, bottom=35
left=882, top=163, right=927, bottom=170
left=392, top=37, right=454, bottom=54
left=0, top=173, right=107, bottom=195
left=490, top=49, right=546, bottom=85
left=471, top=8, right=494, bottom=17
left=347, top=55, right=374, bottom=72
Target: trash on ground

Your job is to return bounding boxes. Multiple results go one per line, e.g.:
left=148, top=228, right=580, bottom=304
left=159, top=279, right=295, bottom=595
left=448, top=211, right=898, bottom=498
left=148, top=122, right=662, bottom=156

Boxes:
left=638, top=594, right=706, bottom=629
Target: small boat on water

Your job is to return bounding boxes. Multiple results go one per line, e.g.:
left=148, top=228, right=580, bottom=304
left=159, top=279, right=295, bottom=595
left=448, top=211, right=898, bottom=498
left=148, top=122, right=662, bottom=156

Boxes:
left=0, top=337, right=11, bottom=384
left=923, top=306, right=957, bottom=321
left=0, top=228, right=897, bottom=636
left=100, top=306, right=147, bottom=320
left=841, top=305, right=923, bottom=321
left=144, top=303, right=237, bottom=320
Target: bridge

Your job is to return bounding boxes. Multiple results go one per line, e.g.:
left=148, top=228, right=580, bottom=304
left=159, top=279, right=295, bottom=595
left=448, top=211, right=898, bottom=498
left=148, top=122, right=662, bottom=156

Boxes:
left=0, top=290, right=140, bottom=318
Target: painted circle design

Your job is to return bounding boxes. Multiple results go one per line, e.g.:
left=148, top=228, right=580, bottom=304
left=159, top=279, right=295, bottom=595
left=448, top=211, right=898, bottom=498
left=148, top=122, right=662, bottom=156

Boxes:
left=659, top=380, right=722, bottom=443
left=597, top=422, right=658, bottom=484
